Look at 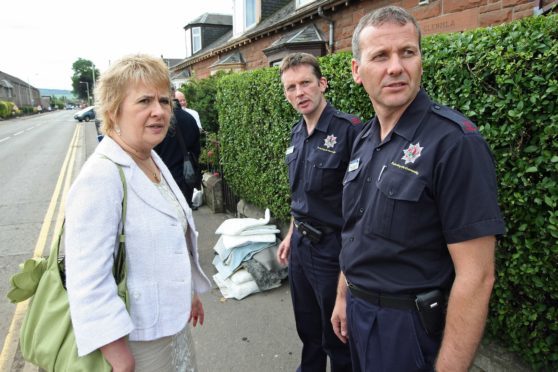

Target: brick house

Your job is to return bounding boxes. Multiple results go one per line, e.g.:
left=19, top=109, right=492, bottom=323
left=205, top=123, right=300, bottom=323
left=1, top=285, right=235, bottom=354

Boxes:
left=0, top=71, right=41, bottom=108
left=170, top=0, right=557, bottom=83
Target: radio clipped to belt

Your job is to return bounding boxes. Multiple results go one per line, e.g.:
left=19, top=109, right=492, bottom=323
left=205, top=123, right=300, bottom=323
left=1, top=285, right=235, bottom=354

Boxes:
left=295, top=221, right=322, bottom=244
left=414, top=289, right=446, bottom=336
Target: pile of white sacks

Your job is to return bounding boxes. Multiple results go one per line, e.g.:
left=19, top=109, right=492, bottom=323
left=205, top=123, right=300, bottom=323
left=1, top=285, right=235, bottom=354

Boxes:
left=212, top=209, right=288, bottom=300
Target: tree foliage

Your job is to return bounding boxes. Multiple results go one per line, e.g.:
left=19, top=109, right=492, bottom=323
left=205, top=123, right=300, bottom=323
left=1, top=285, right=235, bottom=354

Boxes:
left=71, top=58, right=99, bottom=104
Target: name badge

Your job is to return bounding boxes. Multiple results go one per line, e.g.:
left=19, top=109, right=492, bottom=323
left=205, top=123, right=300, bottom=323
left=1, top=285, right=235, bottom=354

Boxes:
left=348, top=158, right=360, bottom=172
left=285, top=146, right=294, bottom=155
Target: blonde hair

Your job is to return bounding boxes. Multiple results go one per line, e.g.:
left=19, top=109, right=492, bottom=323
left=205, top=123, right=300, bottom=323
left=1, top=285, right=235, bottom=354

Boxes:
left=95, top=54, right=171, bottom=134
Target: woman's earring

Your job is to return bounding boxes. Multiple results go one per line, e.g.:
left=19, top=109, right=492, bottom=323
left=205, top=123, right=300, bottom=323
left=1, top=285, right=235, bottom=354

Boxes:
left=115, top=126, right=121, bottom=135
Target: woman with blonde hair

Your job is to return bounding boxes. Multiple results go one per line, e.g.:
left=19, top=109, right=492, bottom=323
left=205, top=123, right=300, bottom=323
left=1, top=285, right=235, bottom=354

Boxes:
left=65, top=54, right=210, bottom=372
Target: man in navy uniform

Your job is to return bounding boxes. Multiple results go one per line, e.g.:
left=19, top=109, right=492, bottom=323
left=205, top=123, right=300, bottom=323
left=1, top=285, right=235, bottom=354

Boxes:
left=155, top=89, right=201, bottom=208
left=277, top=52, right=362, bottom=372
left=330, top=6, right=505, bottom=372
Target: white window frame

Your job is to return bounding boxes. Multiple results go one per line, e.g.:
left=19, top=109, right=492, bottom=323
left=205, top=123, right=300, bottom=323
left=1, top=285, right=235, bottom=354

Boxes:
left=192, top=27, right=202, bottom=54
left=244, top=0, right=256, bottom=29
left=296, top=0, right=315, bottom=8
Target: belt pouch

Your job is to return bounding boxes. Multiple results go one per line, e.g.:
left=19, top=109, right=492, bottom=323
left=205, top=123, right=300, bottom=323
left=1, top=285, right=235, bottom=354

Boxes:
left=415, top=289, right=446, bottom=336
left=298, top=222, right=322, bottom=243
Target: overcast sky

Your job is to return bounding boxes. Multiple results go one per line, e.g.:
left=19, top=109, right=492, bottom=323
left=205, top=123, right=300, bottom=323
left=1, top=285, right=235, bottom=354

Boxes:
left=0, top=0, right=233, bottom=91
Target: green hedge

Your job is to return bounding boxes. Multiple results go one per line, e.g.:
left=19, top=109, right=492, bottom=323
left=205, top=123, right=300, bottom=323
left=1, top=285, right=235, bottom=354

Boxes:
left=180, top=71, right=227, bottom=134
left=215, top=14, right=557, bottom=369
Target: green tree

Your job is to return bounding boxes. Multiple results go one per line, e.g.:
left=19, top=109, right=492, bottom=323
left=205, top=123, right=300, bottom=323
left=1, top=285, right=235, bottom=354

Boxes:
left=71, top=58, right=99, bottom=105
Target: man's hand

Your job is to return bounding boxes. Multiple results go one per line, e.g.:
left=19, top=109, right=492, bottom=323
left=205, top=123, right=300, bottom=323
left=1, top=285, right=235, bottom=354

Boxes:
left=276, top=237, right=291, bottom=266
left=331, top=272, right=349, bottom=343
left=189, top=293, right=205, bottom=327
left=277, top=219, right=294, bottom=266
left=436, top=236, right=496, bottom=372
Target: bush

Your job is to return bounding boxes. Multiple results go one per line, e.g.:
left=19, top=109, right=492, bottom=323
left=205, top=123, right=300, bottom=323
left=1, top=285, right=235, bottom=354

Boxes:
left=180, top=71, right=228, bottom=134
left=215, top=14, right=558, bottom=370
left=0, top=101, right=8, bottom=118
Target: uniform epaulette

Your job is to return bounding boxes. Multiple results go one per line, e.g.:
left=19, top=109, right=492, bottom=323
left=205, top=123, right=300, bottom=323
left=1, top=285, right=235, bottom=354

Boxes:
left=431, top=104, right=477, bottom=133
left=334, top=110, right=362, bottom=126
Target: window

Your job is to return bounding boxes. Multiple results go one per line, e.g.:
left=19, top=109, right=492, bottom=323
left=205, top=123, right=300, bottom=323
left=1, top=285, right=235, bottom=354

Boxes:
left=185, top=29, right=192, bottom=57
left=296, top=0, right=315, bottom=7
left=192, top=27, right=202, bottom=54
left=245, top=0, right=256, bottom=29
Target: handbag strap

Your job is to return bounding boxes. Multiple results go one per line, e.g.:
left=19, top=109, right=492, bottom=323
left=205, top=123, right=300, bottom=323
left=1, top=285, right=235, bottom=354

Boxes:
left=50, top=161, right=128, bottom=283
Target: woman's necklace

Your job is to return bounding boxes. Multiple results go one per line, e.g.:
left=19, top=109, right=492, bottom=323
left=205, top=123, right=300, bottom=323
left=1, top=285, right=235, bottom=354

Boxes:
left=112, top=133, right=161, bottom=183
left=132, top=155, right=161, bottom=183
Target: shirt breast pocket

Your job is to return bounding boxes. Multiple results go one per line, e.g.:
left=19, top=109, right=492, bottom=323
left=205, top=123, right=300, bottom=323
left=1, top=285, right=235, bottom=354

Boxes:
left=365, top=169, right=425, bottom=243
left=285, top=150, right=298, bottom=189
left=306, top=155, right=343, bottom=194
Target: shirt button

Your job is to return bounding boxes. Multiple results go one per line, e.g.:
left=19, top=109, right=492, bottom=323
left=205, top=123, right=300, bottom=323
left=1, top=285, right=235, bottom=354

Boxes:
left=376, top=148, right=381, bottom=152
left=389, top=190, right=394, bottom=196
left=359, top=208, right=364, bottom=214
left=319, top=162, right=323, bottom=167
left=133, top=292, right=141, bottom=300
left=349, top=237, right=354, bottom=242
left=366, top=177, right=371, bottom=183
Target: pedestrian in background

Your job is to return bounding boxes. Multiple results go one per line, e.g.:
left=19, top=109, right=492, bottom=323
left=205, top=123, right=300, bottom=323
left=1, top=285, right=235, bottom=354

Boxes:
left=176, top=90, right=203, bottom=132
left=331, top=6, right=505, bottom=371
left=65, top=54, right=210, bottom=372
left=155, top=88, right=201, bottom=209
left=277, top=52, right=362, bottom=372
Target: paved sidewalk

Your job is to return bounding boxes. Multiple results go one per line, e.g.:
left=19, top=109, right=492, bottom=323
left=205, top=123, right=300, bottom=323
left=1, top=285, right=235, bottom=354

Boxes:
left=189, top=206, right=301, bottom=371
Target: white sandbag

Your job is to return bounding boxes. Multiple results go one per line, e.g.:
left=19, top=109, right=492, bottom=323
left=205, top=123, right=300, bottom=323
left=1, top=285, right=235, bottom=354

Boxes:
left=237, top=225, right=280, bottom=236
left=213, top=271, right=260, bottom=300
left=222, top=233, right=277, bottom=250
left=230, top=269, right=255, bottom=285
left=215, top=208, right=271, bottom=235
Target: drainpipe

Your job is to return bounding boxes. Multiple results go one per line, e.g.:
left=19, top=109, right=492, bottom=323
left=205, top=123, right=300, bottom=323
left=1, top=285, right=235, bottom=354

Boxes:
left=318, top=6, right=334, bottom=54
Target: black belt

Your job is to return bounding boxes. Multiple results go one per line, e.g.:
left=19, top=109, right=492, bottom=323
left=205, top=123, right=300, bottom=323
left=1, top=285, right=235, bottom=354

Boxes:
left=294, top=219, right=337, bottom=235
left=347, top=282, right=417, bottom=310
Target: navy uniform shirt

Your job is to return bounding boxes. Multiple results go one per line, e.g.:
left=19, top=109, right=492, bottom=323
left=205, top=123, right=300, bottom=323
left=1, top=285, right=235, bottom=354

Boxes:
left=340, top=89, right=505, bottom=294
left=286, top=102, right=362, bottom=229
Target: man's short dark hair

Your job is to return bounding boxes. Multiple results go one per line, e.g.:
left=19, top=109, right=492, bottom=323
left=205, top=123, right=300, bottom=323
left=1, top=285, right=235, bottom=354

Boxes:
left=279, top=53, right=322, bottom=80
left=352, top=6, right=422, bottom=61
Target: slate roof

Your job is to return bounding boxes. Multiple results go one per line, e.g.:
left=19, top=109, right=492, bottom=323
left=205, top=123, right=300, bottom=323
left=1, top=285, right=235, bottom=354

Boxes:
left=211, top=51, right=246, bottom=67
left=266, top=23, right=325, bottom=49
left=172, top=0, right=344, bottom=71
left=187, top=13, right=233, bottom=27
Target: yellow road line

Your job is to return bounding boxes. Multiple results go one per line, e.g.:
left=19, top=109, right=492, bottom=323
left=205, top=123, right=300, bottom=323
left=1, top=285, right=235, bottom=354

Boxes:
left=0, top=125, right=81, bottom=371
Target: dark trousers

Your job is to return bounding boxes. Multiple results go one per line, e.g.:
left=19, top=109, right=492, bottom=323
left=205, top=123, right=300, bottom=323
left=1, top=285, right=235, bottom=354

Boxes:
left=289, top=228, right=352, bottom=372
left=346, top=292, right=442, bottom=372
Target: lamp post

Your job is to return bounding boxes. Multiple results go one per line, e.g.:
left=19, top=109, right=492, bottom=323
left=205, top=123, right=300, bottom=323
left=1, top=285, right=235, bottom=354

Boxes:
left=91, top=63, right=96, bottom=102
left=79, top=81, right=90, bottom=106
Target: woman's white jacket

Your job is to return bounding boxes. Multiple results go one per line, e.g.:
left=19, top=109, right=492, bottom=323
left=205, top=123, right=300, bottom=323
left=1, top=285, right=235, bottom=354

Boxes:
left=65, top=136, right=211, bottom=356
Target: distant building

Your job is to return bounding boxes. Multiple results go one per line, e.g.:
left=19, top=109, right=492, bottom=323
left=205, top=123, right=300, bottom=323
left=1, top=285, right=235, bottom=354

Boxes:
left=0, top=71, right=41, bottom=108
left=171, top=0, right=558, bottom=83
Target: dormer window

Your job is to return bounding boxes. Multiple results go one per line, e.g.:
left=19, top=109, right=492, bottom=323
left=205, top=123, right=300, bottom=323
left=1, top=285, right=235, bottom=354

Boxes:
left=192, top=27, right=202, bottom=54
left=233, top=0, right=260, bottom=37
left=296, top=0, right=315, bottom=7
left=245, top=0, right=256, bottom=28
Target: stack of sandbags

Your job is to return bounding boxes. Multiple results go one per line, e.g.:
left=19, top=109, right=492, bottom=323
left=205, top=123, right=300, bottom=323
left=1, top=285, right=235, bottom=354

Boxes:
left=212, top=209, right=287, bottom=300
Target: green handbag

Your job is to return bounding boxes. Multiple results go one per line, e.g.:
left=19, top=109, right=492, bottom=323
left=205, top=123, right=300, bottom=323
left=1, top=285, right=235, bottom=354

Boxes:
left=7, top=162, right=128, bottom=371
